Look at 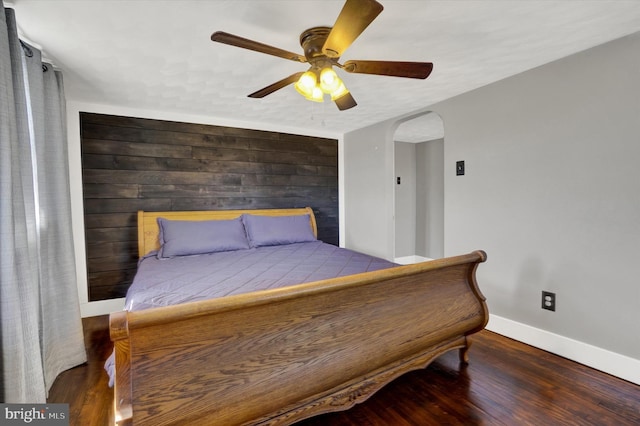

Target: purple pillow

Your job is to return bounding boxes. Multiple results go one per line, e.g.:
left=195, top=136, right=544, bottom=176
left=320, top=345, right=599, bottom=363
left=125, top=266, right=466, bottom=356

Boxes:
left=241, top=214, right=316, bottom=247
left=157, top=217, right=250, bottom=258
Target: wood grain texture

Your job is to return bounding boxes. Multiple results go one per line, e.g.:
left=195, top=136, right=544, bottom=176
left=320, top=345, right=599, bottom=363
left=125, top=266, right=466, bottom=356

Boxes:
left=80, top=113, right=338, bottom=301
left=49, top=316, right=640, bottom=426
left=109, top=215, right=489, bottom=426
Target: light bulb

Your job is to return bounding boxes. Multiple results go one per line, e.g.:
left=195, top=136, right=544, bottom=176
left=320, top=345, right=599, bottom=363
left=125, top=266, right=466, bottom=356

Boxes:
left=309, top=85, right=324, bottom=102
left=319, top=68, right=341, bottom=94
left=330, top=81, right=349, bottom=101
left=294, top=71, right=317, bottom=98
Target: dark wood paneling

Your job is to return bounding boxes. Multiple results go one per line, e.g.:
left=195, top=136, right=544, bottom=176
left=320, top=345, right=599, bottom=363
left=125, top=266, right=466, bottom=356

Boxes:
left=80, top=112, right=339, bottom=301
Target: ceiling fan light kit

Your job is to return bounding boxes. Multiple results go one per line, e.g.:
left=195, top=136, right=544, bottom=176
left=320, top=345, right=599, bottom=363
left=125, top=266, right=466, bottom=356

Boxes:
left=294, top=66, right=351, bottom=104
left=211, top=0, right=433, bottom=111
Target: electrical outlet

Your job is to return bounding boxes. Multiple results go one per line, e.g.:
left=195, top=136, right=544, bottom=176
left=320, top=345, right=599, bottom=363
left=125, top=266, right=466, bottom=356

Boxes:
left=542, top=291, right=556, bottom=311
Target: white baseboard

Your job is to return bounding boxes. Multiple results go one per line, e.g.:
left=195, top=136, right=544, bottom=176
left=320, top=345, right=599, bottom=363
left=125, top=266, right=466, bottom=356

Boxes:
left=80, top=298, right=125, bottom=318
left=394, top=255, right=433, bottom=265
left=486, top=314, right=640, bottom=385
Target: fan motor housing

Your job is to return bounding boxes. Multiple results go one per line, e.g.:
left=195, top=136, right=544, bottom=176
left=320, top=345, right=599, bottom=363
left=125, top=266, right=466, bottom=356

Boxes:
left=300, top=27, right=334, bottom=61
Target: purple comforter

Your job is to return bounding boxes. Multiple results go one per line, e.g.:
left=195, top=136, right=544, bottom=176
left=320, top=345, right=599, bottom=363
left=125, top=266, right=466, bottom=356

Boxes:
left=125, top=241, right=397, bottom=311
left=105, top=241, right=397, bottom=386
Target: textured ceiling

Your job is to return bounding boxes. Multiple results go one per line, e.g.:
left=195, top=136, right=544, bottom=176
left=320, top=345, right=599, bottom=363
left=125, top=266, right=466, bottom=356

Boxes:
left=7, top=0, right=640, bottom=142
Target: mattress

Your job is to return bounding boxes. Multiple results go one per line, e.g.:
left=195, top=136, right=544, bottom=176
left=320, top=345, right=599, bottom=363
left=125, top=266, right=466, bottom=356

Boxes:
left=125, top=241, right=398, bottom=311
left=105, top=241, right=397, bottom=386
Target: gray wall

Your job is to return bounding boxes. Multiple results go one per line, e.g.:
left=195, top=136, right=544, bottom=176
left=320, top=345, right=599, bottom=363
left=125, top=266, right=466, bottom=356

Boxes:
left=344, top=31, right=640, bottom=361
left=344, top=123, right=395, bottom=260
left=433, top=32, right=640, bottom=359
left=394, top=142, right=417, bottom=258
left=416, top=138, right=444, bottom=259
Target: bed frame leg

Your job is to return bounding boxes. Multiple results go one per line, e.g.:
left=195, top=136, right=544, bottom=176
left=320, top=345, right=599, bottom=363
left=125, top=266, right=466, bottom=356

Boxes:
left=459, top=336, right=472, bottom=364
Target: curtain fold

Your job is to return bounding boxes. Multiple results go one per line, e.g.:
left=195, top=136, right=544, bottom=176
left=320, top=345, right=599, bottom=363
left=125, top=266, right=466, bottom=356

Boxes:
left=1, top=2, right=86, bottom=403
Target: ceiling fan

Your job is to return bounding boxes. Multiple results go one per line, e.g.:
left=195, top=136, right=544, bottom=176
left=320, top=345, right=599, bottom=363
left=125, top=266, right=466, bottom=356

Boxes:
left=210, top=0, right=433, bottom=111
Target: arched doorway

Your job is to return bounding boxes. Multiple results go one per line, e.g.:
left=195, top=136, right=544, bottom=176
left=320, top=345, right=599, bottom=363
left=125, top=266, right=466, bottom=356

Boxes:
left=393, top=111, right=444, bottom=263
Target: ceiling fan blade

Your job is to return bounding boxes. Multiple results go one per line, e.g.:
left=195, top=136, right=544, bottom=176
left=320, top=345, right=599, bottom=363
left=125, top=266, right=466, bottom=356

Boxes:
left=211, top=31, right=307, bottom=63
left=248, top=72, right=305, bottom=98
left=322, top=0, right=384, bottom=58
left=334, top=92, right=357, bottom=111
left=342, top=60, right=433, bottom=79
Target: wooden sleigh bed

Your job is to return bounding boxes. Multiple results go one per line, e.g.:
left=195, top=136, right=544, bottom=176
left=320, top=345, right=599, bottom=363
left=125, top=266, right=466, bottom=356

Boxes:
left=109, top=207, right=488, bottom=425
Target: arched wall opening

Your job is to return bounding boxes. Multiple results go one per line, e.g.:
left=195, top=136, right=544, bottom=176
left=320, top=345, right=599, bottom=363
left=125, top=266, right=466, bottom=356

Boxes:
left=392, top=111, right=444, bottom=263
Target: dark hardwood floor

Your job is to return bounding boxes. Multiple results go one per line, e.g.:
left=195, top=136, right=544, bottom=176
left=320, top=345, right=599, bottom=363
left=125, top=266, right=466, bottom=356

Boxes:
left=48, top=316, right=640, bottom=425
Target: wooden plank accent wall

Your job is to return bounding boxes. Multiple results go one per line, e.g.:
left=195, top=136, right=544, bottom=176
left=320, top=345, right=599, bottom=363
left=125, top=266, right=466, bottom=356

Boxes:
left=80, top=112, right=339, bottom=301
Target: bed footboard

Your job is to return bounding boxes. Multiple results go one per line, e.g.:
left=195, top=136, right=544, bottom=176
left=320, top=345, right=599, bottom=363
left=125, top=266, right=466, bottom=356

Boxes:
left=110, top=250, right=488, bottom=425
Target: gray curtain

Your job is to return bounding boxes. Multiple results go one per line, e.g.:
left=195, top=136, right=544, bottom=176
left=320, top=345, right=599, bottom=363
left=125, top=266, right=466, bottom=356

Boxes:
left=1, top=3, right=86, bottom=402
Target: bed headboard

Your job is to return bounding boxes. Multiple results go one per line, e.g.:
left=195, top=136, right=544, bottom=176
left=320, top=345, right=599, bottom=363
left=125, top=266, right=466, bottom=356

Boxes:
left=137, top=207, right=317, bottom=258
